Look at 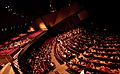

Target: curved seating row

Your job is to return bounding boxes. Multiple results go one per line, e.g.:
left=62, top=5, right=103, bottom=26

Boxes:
left=19, top=39, right=55, bottom=74
left=52, top=28, right=120, bottom=74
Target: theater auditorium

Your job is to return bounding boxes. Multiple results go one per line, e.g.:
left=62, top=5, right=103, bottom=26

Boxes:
left=0, top=0, right=120, bottom=74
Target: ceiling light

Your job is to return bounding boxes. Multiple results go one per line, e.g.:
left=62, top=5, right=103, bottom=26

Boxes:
left=8, top=9, right=11, bottom=11
left=7, top=5, right=10, bottom=8
left=25, top=23, right=27, bottom=26
left=21, top=15, right=24, bottom=18
left=13, top=12, right=16, bottom=14
left=5, top=28, right=7, bottom=31
left=2, top=28, right=4, bottom=31
left=50, top=4, right=51, bottom=7
left=5, top=6, right=8, bottom=8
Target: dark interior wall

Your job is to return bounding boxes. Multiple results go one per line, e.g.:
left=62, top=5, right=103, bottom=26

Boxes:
left=79, top=0, right=120, bottom=32
left=42, top=2, right=81, bottom=27
left=0, top=7, right=27, bottom=27
left=52, top=14, right=81, bottom=33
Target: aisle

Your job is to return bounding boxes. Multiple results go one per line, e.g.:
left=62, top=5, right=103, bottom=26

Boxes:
left=49, top=42, right=69, bottom=74
left=0, top=48, right=24, bottom=74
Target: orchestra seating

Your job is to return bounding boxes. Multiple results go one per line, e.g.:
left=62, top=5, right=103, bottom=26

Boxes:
left=18, top=27, right=120, bottom=74
left=52, top=28, right=120, bottom=74
left=18, top=38, right=55, bottom=74
left=53, top=28, right=92, bottom=64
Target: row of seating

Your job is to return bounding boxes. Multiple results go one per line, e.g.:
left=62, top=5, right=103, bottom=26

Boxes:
left=20, top=39, right=55, bottom=74
left=0, top=31, right=45, bottom=69
left=0, top=33, right=27, bottom=48
left=67, top=35, right=120, bottom=74
left=53, top=28, right=94, bottom=70
left=52, top=27, right=120, bottom=74
left=17, top=27, right=120, bottom=74
left=0, top=37, right=31, bottom=53
left=53, top=28, right=88, bottom=64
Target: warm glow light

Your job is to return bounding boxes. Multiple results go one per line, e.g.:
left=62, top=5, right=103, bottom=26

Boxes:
left=35, top=18, right=48, bottom=30
left=28, top=26, right=35, bottom=32
left=19, top=33, right=27, bottom=37
left=39, top=22, right=48, bottom=31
